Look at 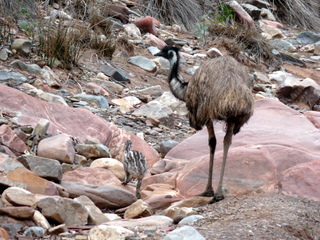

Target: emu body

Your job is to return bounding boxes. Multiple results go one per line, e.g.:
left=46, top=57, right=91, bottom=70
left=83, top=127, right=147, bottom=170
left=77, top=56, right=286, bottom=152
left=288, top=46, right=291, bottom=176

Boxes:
left=122, top=140, right=147, bottom=199
left=155, top=46, right=254, bottom=202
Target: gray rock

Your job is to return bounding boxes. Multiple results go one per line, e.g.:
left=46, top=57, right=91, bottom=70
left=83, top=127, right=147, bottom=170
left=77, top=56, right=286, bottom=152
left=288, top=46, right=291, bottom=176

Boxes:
left=24, top=226, right=45, bottom=238
left=133, top=101, right=175, bottom=127
left=10, top=60, right=41, bottom=74
left=74, top=195, right=109, bottom=224
left=156, top=91, right=188, bottom=116
left=32, top=118, right=50, bottom=139
left=245, top=0, right=270, bottom=8
left=296, top=31, right=320, bottom=44
left=269, top=39, right=295, bottom=51
left=276, top=77, right=320, bottom=107
left=75, top=143, right=110, bottom=159
left=160, top=139, right=180, bottom=157
left=60, top=181, right=137, bottom=209
left=17, top=155, right=62, bottom=182
left=89, top=77, right=124, bottom=94
left=0, top=69, right=28, bottom=85
left=163, top=226, right=205, bottom=240
left=98, top=65, right=130, bottom=83
left=0, top=48, right=9, bottom=60
left=178, top=215, right=204, bottom=224
left=37, top=196, right=88, bottom=226
left=50, top=9, right=72, bottom=20
left=311, top=56, right=320, bottom=61
left=103, top=215, right=173, bottom=230
left=148, top=46, right=160, bottom=55
left=133, top=85, right=163, bottom=97
left=128, top=56, right=157, bottom=72
left=241, top=4, right=261, bottom=20
left=185, top=67, right=197, bottom=75
left=165, top=38, right=189, bottom=46
left=31, top=88, right=68, bottom=106
left=74, top=94, right=109, bottom=109
left=261, top=8, right=276, bottom=21
left=11, top=39, right=32, bottom=56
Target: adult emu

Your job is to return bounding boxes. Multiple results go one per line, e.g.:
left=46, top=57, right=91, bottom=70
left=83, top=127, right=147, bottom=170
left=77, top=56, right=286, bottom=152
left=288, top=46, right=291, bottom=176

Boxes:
left=155, top=46, right=254, bottom=202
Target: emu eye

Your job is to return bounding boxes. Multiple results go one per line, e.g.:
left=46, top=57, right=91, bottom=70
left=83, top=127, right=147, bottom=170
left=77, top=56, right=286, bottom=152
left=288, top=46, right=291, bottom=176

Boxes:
left=168, top=50, right=174, bottom=58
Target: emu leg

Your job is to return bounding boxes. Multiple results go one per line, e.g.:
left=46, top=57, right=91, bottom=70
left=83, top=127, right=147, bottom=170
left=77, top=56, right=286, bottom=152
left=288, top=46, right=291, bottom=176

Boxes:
left=136, top=178, right=142, bottom=199
left=198, top=120, right=216, bottom=197
left=122, top=172, right=130, bottom=185
left=211, top=122, right=234, bottom=203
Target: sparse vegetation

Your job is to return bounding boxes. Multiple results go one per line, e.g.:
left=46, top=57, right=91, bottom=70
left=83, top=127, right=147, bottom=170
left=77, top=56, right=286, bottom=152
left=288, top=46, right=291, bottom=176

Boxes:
left=271, top=0, right=320, bottom=32
left=208, top=22, right=279, bottom=67
left=37, top=21, right=84, bottom=69
left=194, top=11, right=212, bottom=45
left=139, top=0, right=202, bottom=31
left=215, top=3, right=234, bottom=23
left=37, top=19, right=116, bottom=68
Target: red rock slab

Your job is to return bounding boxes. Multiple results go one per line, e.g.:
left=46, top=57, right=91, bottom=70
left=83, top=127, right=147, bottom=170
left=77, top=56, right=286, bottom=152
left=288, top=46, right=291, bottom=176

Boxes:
left=278, top=161, right=320, bottom=201
left=134, top=16, right=159, bottom=36
left=0, top=153, right=58, bottom=195
left=161, top=99, right=320, bottom=199
left=0, top=124, right=28, bottom=155
left=0, top=85, right=159, bottom=167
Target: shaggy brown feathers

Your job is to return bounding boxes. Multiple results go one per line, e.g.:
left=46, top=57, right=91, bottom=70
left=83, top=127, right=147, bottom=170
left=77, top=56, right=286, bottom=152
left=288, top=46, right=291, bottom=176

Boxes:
left=186, top=56, right=254, bottom=133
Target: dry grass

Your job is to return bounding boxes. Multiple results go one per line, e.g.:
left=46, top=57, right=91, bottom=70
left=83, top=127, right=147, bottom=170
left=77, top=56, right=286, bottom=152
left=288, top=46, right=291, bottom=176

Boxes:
left=208, top=22, right=280, bottom=68
left=38, top=19, right=116, bottom=68
left=139, top=0, right=202, bottom=31
left=271, top=0, right=320, bottom=31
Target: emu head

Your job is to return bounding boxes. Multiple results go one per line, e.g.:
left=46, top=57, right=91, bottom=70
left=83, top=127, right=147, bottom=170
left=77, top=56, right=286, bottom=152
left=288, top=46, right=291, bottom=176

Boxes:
left=155, top=46, right=180, bottom=64
left=124, top=140, right=132, bottom=151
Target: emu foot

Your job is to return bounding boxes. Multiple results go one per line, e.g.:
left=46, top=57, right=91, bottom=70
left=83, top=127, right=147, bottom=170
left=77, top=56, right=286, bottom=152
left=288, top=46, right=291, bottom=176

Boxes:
left=209, top=193, right=225, bottom=204
left=196, top=190, right=215, bottom=197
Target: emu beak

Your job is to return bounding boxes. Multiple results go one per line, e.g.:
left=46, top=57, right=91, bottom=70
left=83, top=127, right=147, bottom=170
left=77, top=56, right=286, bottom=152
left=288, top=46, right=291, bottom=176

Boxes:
left=154, top=51, right=163, bottom=57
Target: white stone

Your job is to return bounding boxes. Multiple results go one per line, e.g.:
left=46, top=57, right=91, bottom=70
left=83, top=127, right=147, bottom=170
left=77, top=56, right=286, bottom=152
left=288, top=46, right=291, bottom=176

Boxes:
left=33, top=210, right=51, bottom=230
left=2, top=187, right=37, bottom=207
left=156, top=91, right=188, bottom=116
left=123, top=96, right=141, bottom=107
left=90, top=158, right=125, bottom=181
left=123, top=23, right=142, bottom=39
left=88, top=225, right=134, bottom=240
left=40, top=66, right=61, bottom=87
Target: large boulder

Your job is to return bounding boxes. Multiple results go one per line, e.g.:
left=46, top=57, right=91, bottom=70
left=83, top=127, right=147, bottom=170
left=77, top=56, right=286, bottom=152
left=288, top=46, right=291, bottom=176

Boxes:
left=0, top=153, right=58, bottom=195
left=147, top=99, right=320, bottom=201
left=0, top=85, right=159, bottom=166
left=60, top=181, right=136, bottom=209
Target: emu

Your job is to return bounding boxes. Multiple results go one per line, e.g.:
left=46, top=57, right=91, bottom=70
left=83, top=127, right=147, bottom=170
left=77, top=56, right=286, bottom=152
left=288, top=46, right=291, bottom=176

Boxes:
left=155, top=46, right=254, bottom=202
left=122, top=140, right=147, bottom=199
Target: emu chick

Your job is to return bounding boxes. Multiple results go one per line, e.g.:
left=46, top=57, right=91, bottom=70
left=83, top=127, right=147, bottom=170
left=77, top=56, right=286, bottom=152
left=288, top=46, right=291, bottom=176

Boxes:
left=122, top=140, right=147, bottom=199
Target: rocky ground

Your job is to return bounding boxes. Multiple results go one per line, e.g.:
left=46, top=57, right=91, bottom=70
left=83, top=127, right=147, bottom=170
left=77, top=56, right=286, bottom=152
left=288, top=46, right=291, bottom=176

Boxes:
left=1, top=0, right=320, bottom=239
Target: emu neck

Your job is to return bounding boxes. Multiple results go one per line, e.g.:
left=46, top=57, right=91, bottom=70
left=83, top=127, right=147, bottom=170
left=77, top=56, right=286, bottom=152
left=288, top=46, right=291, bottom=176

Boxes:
left=168, top=54, right=188, bottom=101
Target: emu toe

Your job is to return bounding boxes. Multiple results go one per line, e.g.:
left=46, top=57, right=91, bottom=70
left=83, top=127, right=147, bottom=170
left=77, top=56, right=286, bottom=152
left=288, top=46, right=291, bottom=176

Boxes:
left=196, top=190, right=215, bottom=197
left=122, top=181, right=128, bottom=185
left=209, top=194, right=225, bottom=204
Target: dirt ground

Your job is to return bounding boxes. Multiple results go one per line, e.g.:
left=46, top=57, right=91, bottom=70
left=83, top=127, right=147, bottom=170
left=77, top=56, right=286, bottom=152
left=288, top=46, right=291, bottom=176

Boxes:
left=192, top=193, right=320, bottom=240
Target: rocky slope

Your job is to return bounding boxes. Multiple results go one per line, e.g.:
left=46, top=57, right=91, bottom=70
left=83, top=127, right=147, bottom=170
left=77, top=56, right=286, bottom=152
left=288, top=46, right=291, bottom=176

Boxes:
left=0, top=0, right=320, bottom=239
